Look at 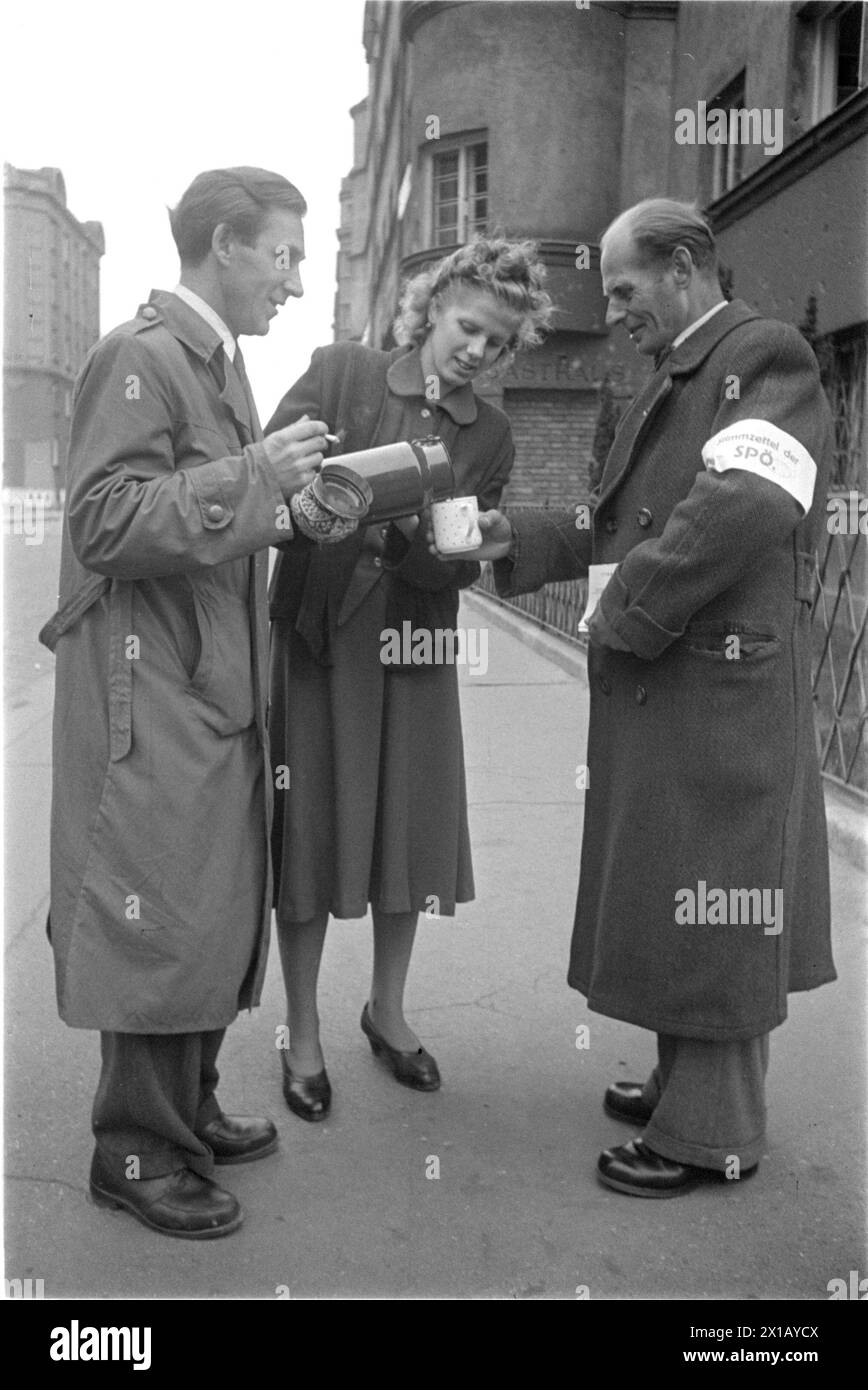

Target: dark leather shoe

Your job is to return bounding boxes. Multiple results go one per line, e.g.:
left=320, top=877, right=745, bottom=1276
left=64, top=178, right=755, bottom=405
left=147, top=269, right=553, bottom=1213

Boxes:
left=281, top=1053, right=332, bottom=1122
left=597, top=1138, right=757, bottom=1198
left=597, top=1138, right=702, bottom=1197
left=89, top=1151, right=242, bottom=1238
left=604, top=1080, right=655, bottom=1125
left=361, top=1004, right=441, bottom=1091
left=197, top=1114, right=278, bottom=1165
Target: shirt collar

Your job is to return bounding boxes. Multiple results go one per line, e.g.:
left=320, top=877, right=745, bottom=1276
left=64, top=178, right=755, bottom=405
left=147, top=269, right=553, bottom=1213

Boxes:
left=386, top=345, right=478, bottom=425
left=173, top=284, right=237, bottom=362
left=671, top=300, right=727, bottom=350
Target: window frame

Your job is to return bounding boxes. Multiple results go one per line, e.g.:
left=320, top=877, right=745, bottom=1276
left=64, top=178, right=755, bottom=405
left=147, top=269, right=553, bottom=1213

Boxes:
left=708, top=71, right=747, bottom=203
left=801, top=0, right=868, bottom=124
left=427, top=132, right=489, bottom=248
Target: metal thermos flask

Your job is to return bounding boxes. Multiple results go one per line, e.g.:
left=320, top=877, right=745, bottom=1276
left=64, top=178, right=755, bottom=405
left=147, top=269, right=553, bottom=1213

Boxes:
left=310, top=437, right=454, bottom=524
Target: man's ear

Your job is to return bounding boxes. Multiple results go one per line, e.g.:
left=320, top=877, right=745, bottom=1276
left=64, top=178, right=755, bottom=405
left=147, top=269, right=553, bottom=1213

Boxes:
left=211, top=222, right=235, bottom=266
left=671, top=246, right=694, bottom=284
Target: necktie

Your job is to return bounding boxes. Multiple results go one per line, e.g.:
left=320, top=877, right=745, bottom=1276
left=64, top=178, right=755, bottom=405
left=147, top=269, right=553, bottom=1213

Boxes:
left=231, top=346, right=262, bottom=439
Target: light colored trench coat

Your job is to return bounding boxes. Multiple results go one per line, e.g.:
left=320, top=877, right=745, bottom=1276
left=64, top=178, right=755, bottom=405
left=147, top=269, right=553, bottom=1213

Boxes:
left=44, top=290, right=288, bottom=1033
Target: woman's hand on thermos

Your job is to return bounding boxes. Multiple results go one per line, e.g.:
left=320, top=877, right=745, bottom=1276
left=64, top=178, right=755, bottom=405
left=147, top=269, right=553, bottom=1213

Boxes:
left=261, top=415, right=329, bottom=497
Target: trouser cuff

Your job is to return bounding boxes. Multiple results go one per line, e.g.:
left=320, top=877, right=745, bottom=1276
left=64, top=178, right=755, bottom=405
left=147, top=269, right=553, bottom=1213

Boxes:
left=641, top=1122, right=764, bottom=1173
left=93, top=1138, right=215, bottom=1181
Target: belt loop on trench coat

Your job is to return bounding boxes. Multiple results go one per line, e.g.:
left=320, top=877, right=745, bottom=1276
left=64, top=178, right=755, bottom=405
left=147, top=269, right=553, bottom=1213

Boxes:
left=109, top=579, right=133, bottom=761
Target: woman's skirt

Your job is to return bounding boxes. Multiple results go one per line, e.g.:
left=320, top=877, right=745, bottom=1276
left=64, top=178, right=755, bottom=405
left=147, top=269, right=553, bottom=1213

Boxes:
left=270, top=577, right=474, bottom=923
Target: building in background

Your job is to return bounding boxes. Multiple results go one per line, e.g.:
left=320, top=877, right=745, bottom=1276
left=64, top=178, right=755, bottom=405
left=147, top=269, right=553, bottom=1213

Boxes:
left=335, top=0, right=866, bottom=502
left=335, top=0, right=680, bottom=504
left=3, top=164, right=104, bottom=501
left=336, top=0, right=867, bottom=792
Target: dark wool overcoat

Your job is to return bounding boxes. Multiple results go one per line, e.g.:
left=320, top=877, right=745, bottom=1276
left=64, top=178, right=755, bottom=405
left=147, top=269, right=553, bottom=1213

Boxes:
left=43, top=291, right=287, bottom=1032
left=267, top=341, right=514, bottom=920
left=496, top=300, right=836, bottom=1041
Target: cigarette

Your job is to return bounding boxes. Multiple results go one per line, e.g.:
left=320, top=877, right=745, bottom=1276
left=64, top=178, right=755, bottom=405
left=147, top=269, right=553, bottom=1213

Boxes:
left=324, top=433, right=341, bottom=444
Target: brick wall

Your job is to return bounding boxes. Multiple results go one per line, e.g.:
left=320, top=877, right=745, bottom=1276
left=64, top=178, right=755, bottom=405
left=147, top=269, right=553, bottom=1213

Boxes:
left=500, top=388, right=598, bottom=509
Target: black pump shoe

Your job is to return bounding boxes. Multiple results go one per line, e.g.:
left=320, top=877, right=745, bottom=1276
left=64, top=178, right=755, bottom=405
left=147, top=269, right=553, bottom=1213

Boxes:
left=360, top=1004, right=441, bottom=1091
left=280, top=1052, right=332, bottom=1122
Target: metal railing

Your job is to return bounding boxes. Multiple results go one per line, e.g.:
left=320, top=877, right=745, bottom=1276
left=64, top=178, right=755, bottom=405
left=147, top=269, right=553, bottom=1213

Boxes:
left=812, top=497, right=868, bottom=794
left=811, top=325, right=868, bottom=796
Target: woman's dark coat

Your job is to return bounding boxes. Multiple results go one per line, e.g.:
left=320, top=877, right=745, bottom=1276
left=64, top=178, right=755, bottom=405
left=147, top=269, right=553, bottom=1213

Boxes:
left=267, top=341, right=514, bottom=920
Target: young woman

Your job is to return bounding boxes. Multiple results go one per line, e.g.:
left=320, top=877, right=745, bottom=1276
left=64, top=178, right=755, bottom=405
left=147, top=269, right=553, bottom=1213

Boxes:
left=267, top=237, right=553, bottom=1119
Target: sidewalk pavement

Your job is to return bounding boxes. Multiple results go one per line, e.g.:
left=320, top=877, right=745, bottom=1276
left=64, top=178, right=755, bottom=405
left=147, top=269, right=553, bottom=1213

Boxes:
left=4, top=537, right=866, bottom=1300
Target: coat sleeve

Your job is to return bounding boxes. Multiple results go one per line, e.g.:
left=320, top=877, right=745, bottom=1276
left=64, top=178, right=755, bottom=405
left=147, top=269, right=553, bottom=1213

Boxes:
left=598, top=323, right=830, bottom=660
left=492, top=506, right=594, bottom=596
left=65, top=332, right=288, bottom=580
left=382, top=418, right=516, bottom=592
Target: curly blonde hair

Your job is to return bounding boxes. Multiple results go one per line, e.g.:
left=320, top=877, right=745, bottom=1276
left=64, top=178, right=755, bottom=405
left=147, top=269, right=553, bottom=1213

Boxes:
left=393, top=236, right=555, bottom=354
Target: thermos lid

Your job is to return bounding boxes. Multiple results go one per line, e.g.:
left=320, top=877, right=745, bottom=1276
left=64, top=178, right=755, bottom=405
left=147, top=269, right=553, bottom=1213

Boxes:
left=311, top=467, right=374, bottom=519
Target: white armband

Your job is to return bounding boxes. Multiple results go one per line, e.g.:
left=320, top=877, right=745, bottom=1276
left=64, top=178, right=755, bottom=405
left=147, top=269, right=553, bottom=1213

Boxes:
left=701, top=419, right=816, bottom=514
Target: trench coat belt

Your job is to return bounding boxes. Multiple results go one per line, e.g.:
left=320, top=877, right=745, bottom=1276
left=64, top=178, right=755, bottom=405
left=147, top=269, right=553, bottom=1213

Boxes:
left=39, top=572, right=133, bottom=762
left=794, top=550, right=816, bottom=603
left=38, top=573, right=110, bottom=652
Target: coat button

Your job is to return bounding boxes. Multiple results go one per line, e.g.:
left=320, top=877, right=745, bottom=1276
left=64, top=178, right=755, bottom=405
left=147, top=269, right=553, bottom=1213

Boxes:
left=637, top=508, right=653, bottom=528
left=636, top=684, right=647, bottom=704
left=604, top=516, right=618, bottom=534
left=599, top=676, right=611, bottom=695
left=373, top=556, right=382, bottom=568
left=141, top=305, right=158, bottom=320
left=206, top=503, right=225, bottom=522
left=420, top=408, right=431, bottom=418
left=380, top=525, right=390, bottom=539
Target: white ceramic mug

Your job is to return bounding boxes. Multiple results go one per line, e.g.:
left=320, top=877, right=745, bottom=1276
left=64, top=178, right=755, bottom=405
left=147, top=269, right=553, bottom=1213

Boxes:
left=431, top=496, right=482, bottom=554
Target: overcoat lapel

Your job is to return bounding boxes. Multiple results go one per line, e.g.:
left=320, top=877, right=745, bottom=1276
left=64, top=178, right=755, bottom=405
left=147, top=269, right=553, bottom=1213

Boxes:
left=595, top=368, right=672, bottom=510
left=211, top=354, right=256, bottom=447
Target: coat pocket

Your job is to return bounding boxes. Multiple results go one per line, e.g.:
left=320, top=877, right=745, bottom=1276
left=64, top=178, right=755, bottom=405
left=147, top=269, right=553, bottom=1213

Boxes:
left=683, top=620, right=780, bottom=661
left=187, top=585, right=213, bottom=689
left=185, top=568, right=256, bottom=735
left=108, top=579, right=134, bottom=761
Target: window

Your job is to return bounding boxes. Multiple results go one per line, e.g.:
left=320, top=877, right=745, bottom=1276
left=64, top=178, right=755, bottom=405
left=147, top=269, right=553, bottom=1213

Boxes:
left=836, top=1, right=867, bottom=100
left=709, top=72, right=746, bottom=201
left=802, top=1, right=868, bottom=123
left=430, top=138, right=488, bottom=247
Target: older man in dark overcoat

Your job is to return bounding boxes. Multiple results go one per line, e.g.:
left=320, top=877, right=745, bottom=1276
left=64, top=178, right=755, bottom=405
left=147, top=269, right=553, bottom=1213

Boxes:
left=474, top=198, right=835, bottom=1197
left=40, top=168, right=330, bottom=1236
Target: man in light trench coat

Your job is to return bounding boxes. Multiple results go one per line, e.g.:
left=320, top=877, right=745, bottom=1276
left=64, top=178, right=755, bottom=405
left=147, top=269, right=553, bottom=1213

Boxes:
left=41, top=168, right=330, bottom=1237
left=468, top=198, right=836, bottom=1197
